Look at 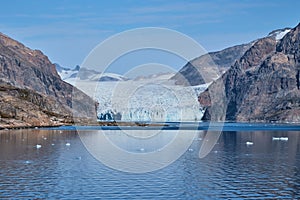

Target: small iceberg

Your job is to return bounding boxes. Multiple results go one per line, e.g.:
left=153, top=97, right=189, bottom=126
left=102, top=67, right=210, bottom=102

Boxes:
left=246, top=141, right=254, bottom=146
left=280, top=137, right=289, bottom=141
left=76, top=156, right=82, bottom=160
left=139, top=148, right=145, bottom=152
left=194, top=138, right=202, bottom=141
left=272, top=137, right=288, bottom=141
left=35, top=144, right=42, bottom=149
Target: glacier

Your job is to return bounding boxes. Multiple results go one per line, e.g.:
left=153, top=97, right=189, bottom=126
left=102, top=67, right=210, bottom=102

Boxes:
left=69, top=71, right=208, bottom=122
left=93, top=78, right=207, bottom=122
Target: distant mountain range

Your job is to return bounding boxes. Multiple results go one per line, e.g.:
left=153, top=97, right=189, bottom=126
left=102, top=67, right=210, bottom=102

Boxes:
left=198, top=24, right=300, bottom=122
left=55, top=64, right=129, bottom=83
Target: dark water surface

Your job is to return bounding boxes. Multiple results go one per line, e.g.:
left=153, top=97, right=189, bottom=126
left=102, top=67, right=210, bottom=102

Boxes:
left=0, top=126, right=300, bottom=199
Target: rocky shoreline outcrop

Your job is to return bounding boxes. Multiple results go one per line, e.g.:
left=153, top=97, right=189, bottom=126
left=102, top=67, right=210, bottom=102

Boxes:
left=0, top=82, right=73, bottom=129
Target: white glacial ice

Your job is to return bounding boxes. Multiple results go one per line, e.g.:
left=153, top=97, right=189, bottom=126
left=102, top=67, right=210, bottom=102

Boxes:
left=93, top=78, right=208, bottom=122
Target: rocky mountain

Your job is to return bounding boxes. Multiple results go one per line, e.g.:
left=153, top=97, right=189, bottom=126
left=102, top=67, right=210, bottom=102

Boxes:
left=0, top=33, right=97, bottom=128
left=55, top=64, right=129, bottom=84
left=199, top=23, right=300, bottom=122
left=170, top=43, right=252, bottom=86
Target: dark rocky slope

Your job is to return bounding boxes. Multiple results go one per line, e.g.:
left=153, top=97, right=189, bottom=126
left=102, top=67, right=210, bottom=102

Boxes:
left=0, top=83, right=73, bottom=128
left=0, top=33, right=96, bottom=128
left=170, top=43, right=252, bottom=86
left=199, top=23, right=300, bottom=122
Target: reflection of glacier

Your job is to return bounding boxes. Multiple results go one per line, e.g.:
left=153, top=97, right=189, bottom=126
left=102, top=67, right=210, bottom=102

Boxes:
left=94, top=80, right=208, bottom=122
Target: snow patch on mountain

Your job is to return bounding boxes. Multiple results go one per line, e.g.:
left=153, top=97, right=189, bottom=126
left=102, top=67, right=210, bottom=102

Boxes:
left=268, top=28, right=291, bottom=41
left=59, top=69, right=78, bottom=80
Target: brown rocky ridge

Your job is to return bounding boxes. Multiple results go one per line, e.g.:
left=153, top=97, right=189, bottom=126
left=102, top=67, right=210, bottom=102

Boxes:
left=170, top=43, right=252, bottom=86
left=0, top=32, right=97, bottom=129
left=199, top=23, right=300, bottom=122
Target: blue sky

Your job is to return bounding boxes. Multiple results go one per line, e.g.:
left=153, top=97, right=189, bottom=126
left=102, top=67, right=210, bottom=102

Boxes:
left=1, top=0, right=299, bottom=73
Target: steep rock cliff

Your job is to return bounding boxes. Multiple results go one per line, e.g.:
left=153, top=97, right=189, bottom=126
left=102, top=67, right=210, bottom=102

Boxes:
left=199, top=23, right=300, bottom=122
left=0, top=33, right=96, bottom=128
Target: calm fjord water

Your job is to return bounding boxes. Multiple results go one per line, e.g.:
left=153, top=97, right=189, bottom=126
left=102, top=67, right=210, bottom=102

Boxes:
left=0, top=127, right=300, bottom=199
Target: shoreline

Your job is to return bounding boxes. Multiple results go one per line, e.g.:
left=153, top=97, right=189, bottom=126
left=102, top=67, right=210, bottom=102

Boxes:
left=0, top=121, right=169, bottom=130
left=1, top=121, right=300, bottom=131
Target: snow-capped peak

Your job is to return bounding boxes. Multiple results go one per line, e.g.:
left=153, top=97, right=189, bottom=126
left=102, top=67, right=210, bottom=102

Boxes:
left=268, top=28, right=291, bottom=41
left=55, top=64, right=129, bottom=83
left=90, top=72, right=129, bottom=82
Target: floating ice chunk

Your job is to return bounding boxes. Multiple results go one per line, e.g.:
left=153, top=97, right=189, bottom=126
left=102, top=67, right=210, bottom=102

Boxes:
left=246, top=141, right=254, bottom=146
left=272, top=137, right=288, bottom=141
left=280, top=137, right=288, bottom=141
left=35, top=144, right=42, bottom=149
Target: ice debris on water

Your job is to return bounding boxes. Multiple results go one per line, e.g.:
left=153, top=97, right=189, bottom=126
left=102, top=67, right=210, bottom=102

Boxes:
left=246, top=141, right=254, bottom=146
left=76, top=156, right=82, bottom=160
left=272, top=137, right=288, bottom=141
left=139, top=148, right=145, bottom=152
